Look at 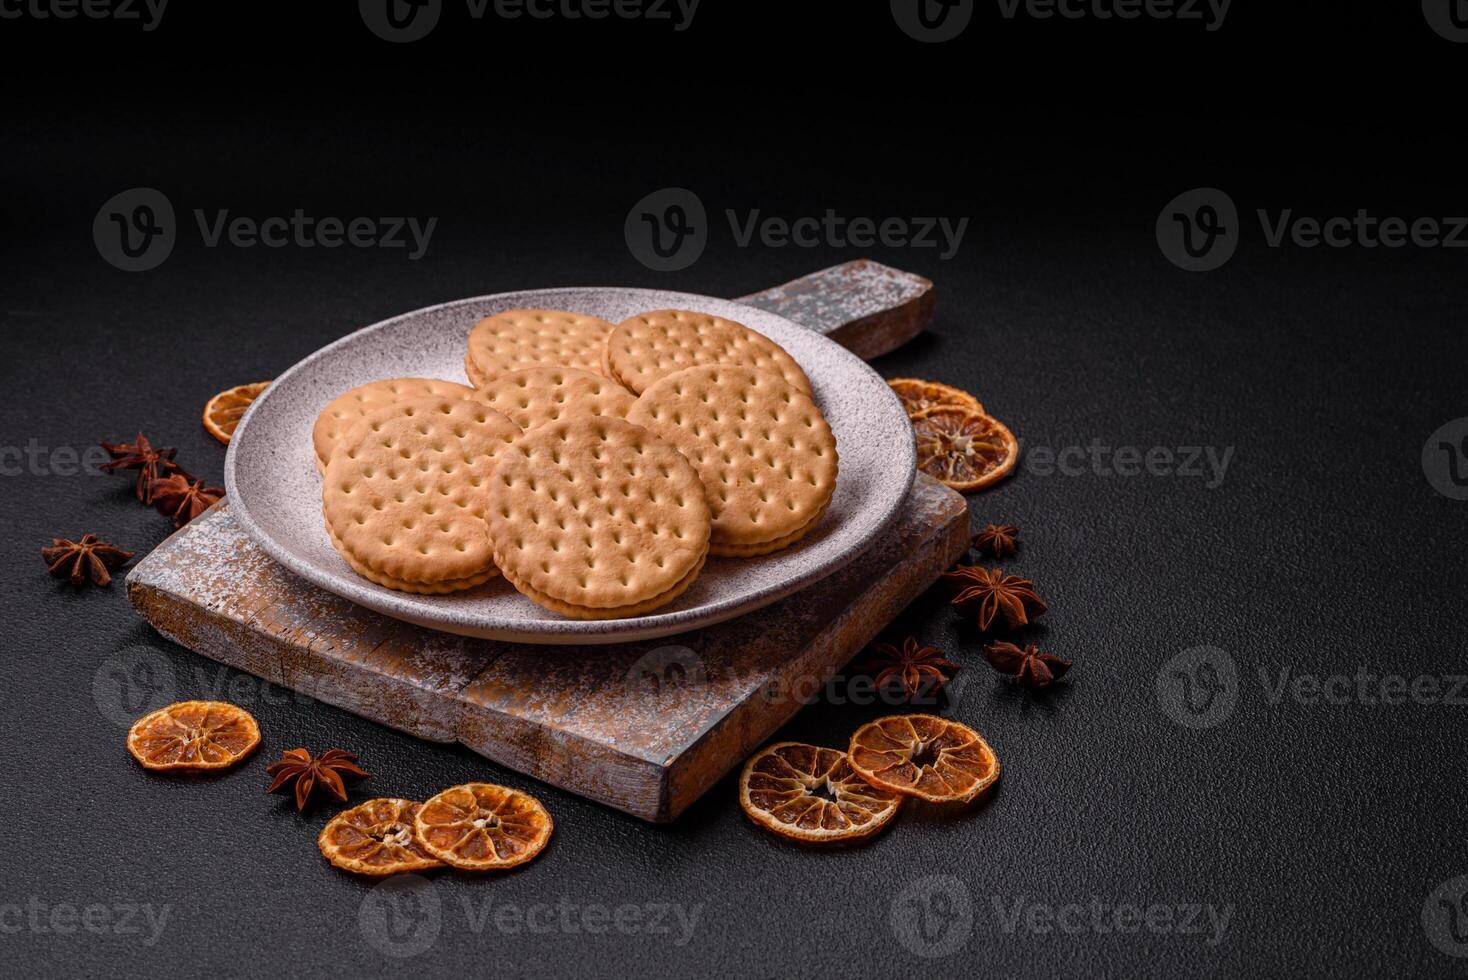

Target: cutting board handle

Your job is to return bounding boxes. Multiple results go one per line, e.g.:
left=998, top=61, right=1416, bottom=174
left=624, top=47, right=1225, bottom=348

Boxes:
left=736, top=259, right=934, bottom=361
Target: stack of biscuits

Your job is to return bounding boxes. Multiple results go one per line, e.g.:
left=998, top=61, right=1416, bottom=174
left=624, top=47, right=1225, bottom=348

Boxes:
left=314, top=308, right=839, bottom=619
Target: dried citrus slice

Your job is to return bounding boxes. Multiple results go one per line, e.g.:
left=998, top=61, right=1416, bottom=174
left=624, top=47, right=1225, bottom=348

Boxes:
left=126, top=700, right=261, bottom=771
left=847, top=714, right=999, bottom=803
left=739, top=742, right=903, bottom=844
left=888, top=377, right=984, bottom=416
left=318, top=798, right=444, bottom=876
left=910, top=406, right=1018, bottom=492
left=202, top=381, right=270, bottom=444
left=412, top=783, right=553, bottom=871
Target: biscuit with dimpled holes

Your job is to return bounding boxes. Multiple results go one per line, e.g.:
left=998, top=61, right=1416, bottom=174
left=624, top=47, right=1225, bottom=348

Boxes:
left=485, top=416, right=711, bottom=619
left=465, top=309, right=616, bottom=388
left=626, top=365, right=838, bottom=557
left=603, top=309, right=813, bottom=398
left=312, top=378, right=477, bottom=473
left=472, top=366, right=636, bottom=431
left=322, top=396, right=520, bottom=593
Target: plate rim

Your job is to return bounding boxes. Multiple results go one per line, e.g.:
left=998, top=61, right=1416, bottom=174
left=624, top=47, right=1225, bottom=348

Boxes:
left=224, top=285, right=916, bottom=644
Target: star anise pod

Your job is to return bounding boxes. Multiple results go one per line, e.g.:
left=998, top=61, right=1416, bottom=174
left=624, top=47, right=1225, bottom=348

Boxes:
left=100, top=432, right=180, bottom=504
left=40, top=533, right=134, bottom=587
left=973, top=523, right=1020, bottom=559
left=983, top=641, right=1072, bottom=688
left=265, top=748, right=370, bottom=812
left=857, top=636, right=960, bottom=700
left=150, top=472, right=224, bottom=527
left=941, top=565, right=1047, bottom=631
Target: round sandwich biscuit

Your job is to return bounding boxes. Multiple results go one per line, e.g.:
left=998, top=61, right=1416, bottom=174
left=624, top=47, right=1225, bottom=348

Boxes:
left=322, top=396, right=520, bottom=593
left=604, top=309, right=813, bottom=397
left=465, top=308, right=616, bottom=387
left=312, top=378, right=477, bottom=473
left=485, top=416, right=711, bottom=619
left=627, top=365, right=838, bottom=557
left=472, top=366, right=636, bottom=431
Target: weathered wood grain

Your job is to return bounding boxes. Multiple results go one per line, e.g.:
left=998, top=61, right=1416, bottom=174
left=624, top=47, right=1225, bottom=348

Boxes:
left=739, top=259, right=935, bottom=359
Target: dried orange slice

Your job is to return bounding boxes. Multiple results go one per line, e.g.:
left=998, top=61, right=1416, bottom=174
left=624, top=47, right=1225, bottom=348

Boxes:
left=202, top=381, right=270, bottom=444
left=739, top=741, right=903, bottom=844
left=126, top=700, right=261, bottom=771
left=318, top=798, right=444, bottom=876
left=848, top=714, right=999, bottom=803
left=888, top=377, right=984, bottom=416
left=911, top=405, right=1018, bottom=492
left=412, top=783, right=553, bottom=871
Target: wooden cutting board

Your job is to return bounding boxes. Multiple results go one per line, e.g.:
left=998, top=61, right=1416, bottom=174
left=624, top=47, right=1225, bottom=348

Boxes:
left=126, top=261, right=968, bottom=823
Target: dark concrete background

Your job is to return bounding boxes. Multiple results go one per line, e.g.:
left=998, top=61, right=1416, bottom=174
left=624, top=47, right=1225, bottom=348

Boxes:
left=2, top=4, right=1467, bottom=977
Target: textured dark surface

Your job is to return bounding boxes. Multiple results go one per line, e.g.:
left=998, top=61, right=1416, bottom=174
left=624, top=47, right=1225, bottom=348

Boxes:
left=4, top=23, right=1468, bottom=980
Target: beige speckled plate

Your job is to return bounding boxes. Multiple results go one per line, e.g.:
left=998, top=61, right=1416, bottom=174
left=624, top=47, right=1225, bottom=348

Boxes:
left=224, top=287, right=915, bottom=644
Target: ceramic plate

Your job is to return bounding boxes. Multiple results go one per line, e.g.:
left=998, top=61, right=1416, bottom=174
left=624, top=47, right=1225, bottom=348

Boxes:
left=225, top=287, right=915, bottom=644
